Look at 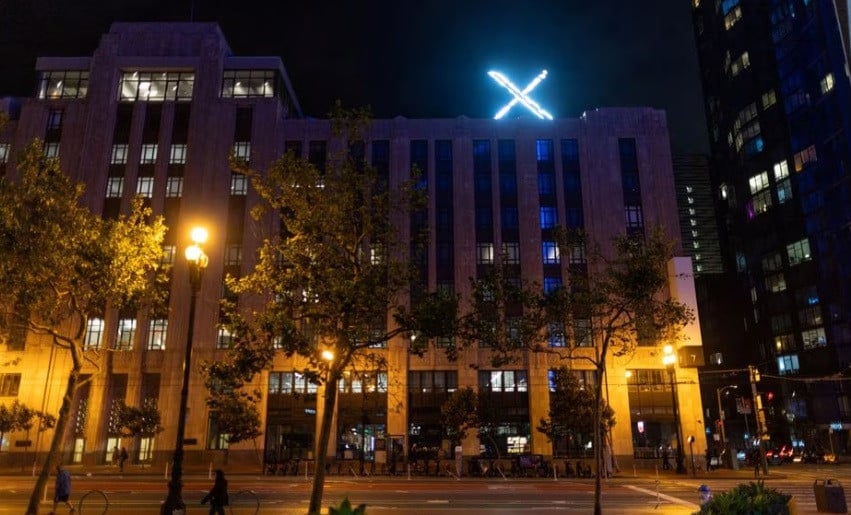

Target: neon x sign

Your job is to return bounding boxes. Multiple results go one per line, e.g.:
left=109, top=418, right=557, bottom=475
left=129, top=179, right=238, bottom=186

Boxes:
left=488, top=69, right=553, bottom=120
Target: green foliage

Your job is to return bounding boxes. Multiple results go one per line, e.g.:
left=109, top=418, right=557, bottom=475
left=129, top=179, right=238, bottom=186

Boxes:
left=694, top=481, right=792, bottom=515
left=329, top=497, right=366, bottom=515
left=0, top=401, right=55, bottom=448
left=0, top=141, right=167, bottom=343
left=440, top=387, right=478, bottom=447
left=114, top=400, right=163, bottom=438
left=537, top=367, right=615, bottom=444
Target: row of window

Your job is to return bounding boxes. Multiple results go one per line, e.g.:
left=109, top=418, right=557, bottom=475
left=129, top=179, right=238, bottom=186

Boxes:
left=474, top=241, right=586, bottom=267
left=104, top=173, right=246, bottom=199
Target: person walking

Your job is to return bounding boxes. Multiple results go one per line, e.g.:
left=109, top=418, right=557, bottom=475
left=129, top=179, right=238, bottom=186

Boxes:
left=111, top=446, right=120, bottom=467
left=661, top=446, right=671, bottom=470
left=50, top=464, right=74, bottom=514
left=201, top=469, right=229, bottom=515
left=118, top=447, right=128, bottom=472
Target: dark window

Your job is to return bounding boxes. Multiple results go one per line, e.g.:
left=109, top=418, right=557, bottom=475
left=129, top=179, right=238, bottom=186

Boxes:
left=0, top=373, right=22, bottom=396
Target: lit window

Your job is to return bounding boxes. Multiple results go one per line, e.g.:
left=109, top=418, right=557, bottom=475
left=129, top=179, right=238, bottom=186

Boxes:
left=169, top=144, right=187, bottom=164
left=0, top=143, right=9, bottom=164
left=476, top=243, right=494, bottom=264
left=691, top=230, right=699, bottom=238
left=542, top=241, right=560, bottom=264
left=140, top=144, right=158, bottom=164
left=793, top=145, right=817, bottom=172
left=685, top=186, right=693, bottom=193
left=230, top=173, right=247, bottom=196
left=764, top=273, right=787, bottom=293
left=111, top=144, right=128, bottom=165
left=761, top=89, right=777, bottom=109
left=687, top=196, right=695, bottom=204
left=729, top=51, right=750, bottom=77
left=777, top=354, right=800, bottom=375
left=502, top=242, right=520, bottom=264
left=747, top=190, right=772, bottom=218
left=44, top=142, right=60, bottom=158
left=206, top=413, right=230, bottom=450
left=688, top=208, right=697, bottom=215
left=692, top=241, right=700, bottom=249
left=820, top=73, right=835, bottom=94
left=547, top=323, right=565, bottom=348
left=694, top=254, right=701, bottom=261
left=232, top=141, right=251, bottom=163
left=105, top=177, right=124, bottom=198
left=147, top=319, right=168, bottom=350
left=84, top=318, right=105, bottom=350
left=724, top=6, right=742, bottom=30
left=116, top=319, right=136, bottom=351
left=539, top=206, right=558, bottom=229
left=221, top=70, right=276, bottom=98
left=776, top=179, right=793, bottom=204
left=369, top=243, right=383, bottom=265
left=217, top=327, right=234, bottom=349
left=773, top=160, right=789, bottom=180
left=38, top=70, right=89, bottom=99
left=165, top=177, right=183, bottom=198
left=225, top=245, right=242, bottom=267
left=786, top=238, right=812, bottom=265
left=120, top=71, right=194, bottom=102
left=160, top=245, right=176, bottom=267
left=801, top=327, right=826, bottom=349
left=748, top=171, right=769, bottom=193
left=136, top=177, right=154, bottom=198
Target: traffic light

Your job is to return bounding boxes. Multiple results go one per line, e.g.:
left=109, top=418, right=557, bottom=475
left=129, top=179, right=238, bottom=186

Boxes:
left=766, top=391, right=774, bottom=401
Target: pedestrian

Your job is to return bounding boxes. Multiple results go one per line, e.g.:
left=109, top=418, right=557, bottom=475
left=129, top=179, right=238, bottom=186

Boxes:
left=201, top=469, right=229, bottom=515
left=661, top=446, right=671, bottom=470
left=119, top=447, right=128, bottom=472
left=111, top=445, right=120, bottom=467
left=51, top=464, right=74, bottom=514
left=705, top=447, right=713, bottom=471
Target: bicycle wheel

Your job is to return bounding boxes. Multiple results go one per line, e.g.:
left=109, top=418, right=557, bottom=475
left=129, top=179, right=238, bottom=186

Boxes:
left=77, top=489, right=109, bottom=515
left=227, top=489, right=259, bottom=515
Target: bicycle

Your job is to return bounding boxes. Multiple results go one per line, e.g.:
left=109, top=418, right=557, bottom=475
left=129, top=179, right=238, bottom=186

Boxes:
left=77, top=489, right=109, bottom=515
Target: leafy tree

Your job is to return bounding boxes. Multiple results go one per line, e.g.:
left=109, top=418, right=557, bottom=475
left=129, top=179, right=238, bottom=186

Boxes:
left=537, top=367, right=615, bottom=456
left=0, top=401, right=55, bottom=453
left=219, top=104, right=441, bottom=514
left=0, top=142, right=166, bottom=514
left=440, top=388, right=478, bottom=450
left=114, top=399, right=163, bottom=439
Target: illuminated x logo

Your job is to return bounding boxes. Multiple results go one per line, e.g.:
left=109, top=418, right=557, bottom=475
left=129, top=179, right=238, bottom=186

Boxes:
left=488, top=69, right=553, bottom=120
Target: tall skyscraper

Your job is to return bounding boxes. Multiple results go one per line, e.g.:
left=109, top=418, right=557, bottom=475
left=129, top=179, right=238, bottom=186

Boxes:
left=692, top=0, right=851, bottom=444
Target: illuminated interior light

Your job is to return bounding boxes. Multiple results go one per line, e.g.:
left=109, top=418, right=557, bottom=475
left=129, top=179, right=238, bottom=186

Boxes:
left=489, top=69, right=554, bottom=120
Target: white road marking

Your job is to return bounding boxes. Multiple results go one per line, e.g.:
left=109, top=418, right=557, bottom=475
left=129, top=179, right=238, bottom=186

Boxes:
left=624, top=484, right=700, bottom=509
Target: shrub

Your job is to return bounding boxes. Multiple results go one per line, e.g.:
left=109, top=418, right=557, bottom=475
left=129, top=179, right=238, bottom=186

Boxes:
left=695, top=481, right=793, bottom=515
left=329, top=497, right=366, bottom=515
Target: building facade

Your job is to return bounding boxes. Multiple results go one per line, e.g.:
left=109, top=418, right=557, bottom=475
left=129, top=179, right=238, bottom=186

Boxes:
left=692, top=0, right=851, bottom=449
left=0, top=23, right=705, bottom=470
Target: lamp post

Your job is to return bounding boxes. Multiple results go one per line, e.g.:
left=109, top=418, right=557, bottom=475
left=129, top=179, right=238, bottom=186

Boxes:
left=663, top=345, right=686, bottom=474
left=715, top=385, right=737, bottom=468
left=162, top=227, right=208, bottom=515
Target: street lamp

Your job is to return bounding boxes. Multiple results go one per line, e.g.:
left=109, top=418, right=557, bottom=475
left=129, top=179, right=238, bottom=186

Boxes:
left=662, top=345, right=686, bottom=474
left=162, top=227, right=208, bottom=515
left=715, top=385, right=738, bottom=467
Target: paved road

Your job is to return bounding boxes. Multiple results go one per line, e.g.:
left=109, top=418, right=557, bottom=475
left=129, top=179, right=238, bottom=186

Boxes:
left=2, top=463, right=848, bottom=514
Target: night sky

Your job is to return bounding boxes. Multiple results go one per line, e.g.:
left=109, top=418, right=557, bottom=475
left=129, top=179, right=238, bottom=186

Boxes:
left=0, top=1, right=708, bottom=152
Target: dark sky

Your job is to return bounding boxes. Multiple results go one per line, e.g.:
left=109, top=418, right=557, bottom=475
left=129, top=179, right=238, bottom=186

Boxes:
left=0, top=1, right=708, bottom=153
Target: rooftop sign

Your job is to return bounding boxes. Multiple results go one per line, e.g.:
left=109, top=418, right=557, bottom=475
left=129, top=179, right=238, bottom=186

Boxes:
left=488, top=69, right=553, bottom=120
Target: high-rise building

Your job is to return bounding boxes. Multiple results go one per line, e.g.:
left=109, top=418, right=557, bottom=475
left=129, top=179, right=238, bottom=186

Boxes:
left=692, top=0, right=851, bottom=446
left=0, top=22, right=705, bottom=471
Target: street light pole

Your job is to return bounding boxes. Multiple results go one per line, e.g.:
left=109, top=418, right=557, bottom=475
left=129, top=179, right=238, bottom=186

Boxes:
left=663, top=345, right=686, bottom=474
left=162, top=227, right=208, bottom=515
left=715, top=385, right=737, bottom=468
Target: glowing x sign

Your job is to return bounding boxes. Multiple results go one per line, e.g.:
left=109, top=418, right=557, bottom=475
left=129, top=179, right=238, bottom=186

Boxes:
left=488, top=69, right=553, bottom=120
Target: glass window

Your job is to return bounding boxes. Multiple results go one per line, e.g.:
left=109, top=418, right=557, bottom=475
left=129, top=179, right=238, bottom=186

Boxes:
left=232, top=141, right=251, bottom=163
left=165, top=177, right=183, bottom=198
left=786, top=238, right=811, bottom=265
left=547, top=323, right=565, bottom=347
left=820, top=73, right=835, bottom=94
left=540, top=206, right=558, bottom=229
left=724, top=6, right=742, bottom=30
left=568, top=243, right=586, bottom=264
left=761, top=89, right=777, bottom=109
left=140, top=144, right=158, bottom=165
left=136, top=177, right=154, bottom=198
left=773, top=160, right=789, bottom=180
left=502, top=242, right=520, bottom=264
left=160, top=245, right=176, bottom=267
left=105, top=177, right=124, bottom=198
left=776, top=179, right=792, bottom=204
left=777, top=355, right=800, bottom=375
left=748, top=171, right=769, bottom=193
left=47, top=110, right=63, bottom=130
left=544, top=276, right=562, bottom=294
left=206, top=413, right=230, bottom=450
left=230, top=173, right=247, bottom=196
left=793, top=145, right=817, bottom=171
left=116, top=319, right=136, bottom=351
left=476, top=243, right=494, bottom=264
left=225, top=245, right=242, bottom=267
left=84, top=318, right=104, bottom=350
left=0, top=143, right=9, bottom=164
left=0, top=374, right=22, bottom=397
left=801, top=327, right=826, bottom=349
left=542, top=241, right=560, bottom=264
left=221, top=70, right=277, bottom=98
left=38, top=70, right=89, bottom=99
left=625, top=205, right=644, bottom=228
left=120, top=71, right=194, bottom=102
left=217, top=327, right=233, bottom=349
left=169, top=144, right=187, bottom=164
left=44, top=142, right=60, bottom=159
left=147, top=319, right=168, bottom=350
left=111, top=144, right=128, bottom=165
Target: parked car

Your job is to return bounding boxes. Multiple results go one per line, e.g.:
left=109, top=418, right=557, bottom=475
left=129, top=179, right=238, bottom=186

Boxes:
left=765, top=445, right=794, bottom=464
left=800, top=449, right=836, bottom=464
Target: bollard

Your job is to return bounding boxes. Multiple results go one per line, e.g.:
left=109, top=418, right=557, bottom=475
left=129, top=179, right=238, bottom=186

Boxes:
left=164, top=461, right=169, bottom=479
left=698, top=484, right=711, bottom=506
left=208, top=462, right=213, bottom=479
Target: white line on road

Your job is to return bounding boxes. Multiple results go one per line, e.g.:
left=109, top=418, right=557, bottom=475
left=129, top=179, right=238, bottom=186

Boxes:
left=426, top=499, right=450, bottom=504
left=624, top=484, right=699, bottom=509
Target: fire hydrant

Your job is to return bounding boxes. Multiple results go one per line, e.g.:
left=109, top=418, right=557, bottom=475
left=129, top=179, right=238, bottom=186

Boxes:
left=698, top=484, right=712, bottom=505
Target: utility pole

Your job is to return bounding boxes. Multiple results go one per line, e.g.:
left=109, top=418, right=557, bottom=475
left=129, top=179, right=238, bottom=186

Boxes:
left=749, top=365, right=769, bottom=476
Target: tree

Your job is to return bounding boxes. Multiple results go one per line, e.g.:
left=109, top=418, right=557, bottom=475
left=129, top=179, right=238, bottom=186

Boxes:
left=221, top=104, right=438, bottom=514
left=440, top=388, right=478, bottom=450
left=0, top=142, right=166, bottom=514
left=537, top=366, right=614, bottom=457
left=0, top=401, right=55, bottom=455
left=114, top=399, right=163, bottom=439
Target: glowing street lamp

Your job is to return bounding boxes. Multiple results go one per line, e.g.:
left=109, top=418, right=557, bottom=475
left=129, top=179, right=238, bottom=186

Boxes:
left=162, top=227, right=208, bottom=514
left=663, top=345, right=686, bottom=474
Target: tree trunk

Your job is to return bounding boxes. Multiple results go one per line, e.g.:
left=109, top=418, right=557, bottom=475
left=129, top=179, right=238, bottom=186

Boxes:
left=26, top=356, right=80, bottom=515
left=308, top=373, right=339, bottom=514
left=593, top=365, right=604, bottom=515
